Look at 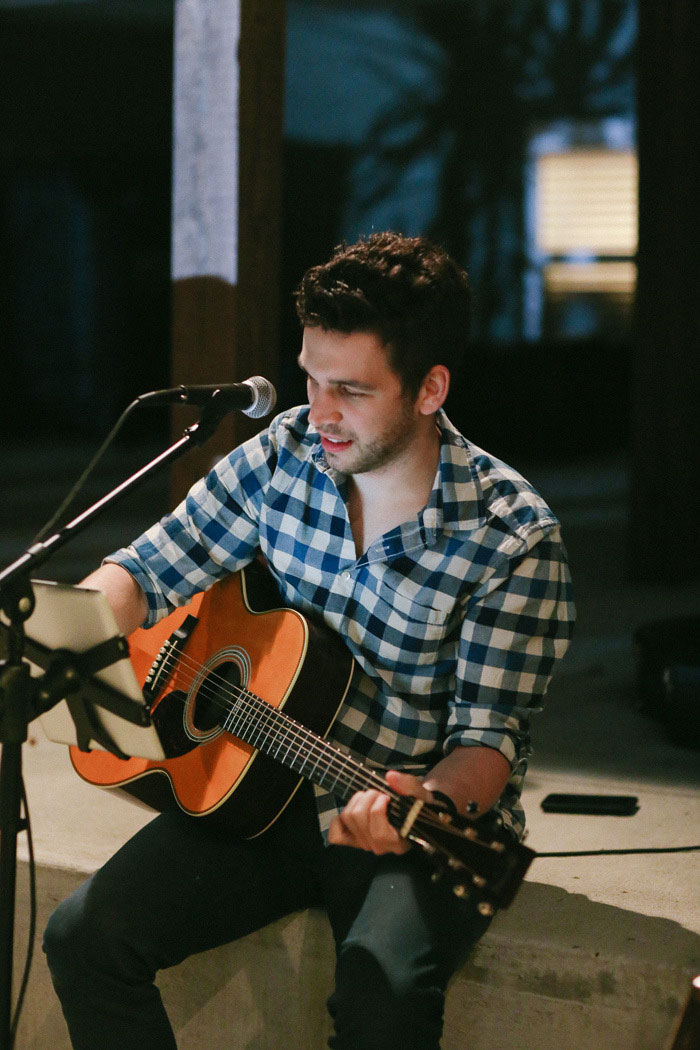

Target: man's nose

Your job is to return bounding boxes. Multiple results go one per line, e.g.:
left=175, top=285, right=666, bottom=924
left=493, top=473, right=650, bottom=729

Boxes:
left=309, top=387, right=342, bottom=427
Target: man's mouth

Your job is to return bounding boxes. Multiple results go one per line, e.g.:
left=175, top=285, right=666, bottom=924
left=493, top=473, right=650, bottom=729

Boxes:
left=320, top=434, right=353, bottom=453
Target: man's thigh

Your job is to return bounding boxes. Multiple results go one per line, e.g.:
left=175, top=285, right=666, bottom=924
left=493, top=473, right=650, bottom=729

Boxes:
left=322, top=846, right=491, bottom=984
left=62, top=783, right=325, bottom=973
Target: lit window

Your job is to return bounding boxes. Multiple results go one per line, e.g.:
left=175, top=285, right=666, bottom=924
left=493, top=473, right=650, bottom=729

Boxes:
left=524, top=119, right=637, bottom=341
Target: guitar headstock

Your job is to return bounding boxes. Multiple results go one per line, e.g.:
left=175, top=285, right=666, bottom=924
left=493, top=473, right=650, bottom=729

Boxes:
left=387, top=797, right=535, bottom=915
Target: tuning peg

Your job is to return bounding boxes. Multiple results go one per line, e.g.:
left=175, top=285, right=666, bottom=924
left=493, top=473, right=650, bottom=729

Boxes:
left=478, top=901, right=494, bottom=917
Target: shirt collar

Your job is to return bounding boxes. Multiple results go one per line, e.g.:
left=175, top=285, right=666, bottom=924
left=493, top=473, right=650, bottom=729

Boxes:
left=308, top=408, right=486, bottom=538
left=420, top=410, right=487, bottom=537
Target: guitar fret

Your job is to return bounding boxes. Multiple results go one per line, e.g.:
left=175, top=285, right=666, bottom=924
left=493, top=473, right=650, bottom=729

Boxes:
left=209, top=662, right=527, bottom=907
left=224, top=700, right=245, bottom=737
left=303, top=747, right=324, bottom=783
left=218, top=684, right=408, bottom=817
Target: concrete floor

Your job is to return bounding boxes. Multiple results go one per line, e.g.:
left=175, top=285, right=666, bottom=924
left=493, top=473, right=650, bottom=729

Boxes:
left=2, top=438, right=700, bottom=1048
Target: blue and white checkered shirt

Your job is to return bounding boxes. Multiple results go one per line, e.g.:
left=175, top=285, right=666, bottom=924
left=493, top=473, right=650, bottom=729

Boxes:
left=109, top=406, right=574, bottom=839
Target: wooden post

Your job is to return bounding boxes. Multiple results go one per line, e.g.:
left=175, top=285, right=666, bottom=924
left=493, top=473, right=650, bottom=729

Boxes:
left=170, top=0, right=285, bottom=504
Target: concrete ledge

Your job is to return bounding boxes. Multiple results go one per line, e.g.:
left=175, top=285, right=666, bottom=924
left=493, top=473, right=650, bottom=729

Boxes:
left=13, top=861, right=698, bottom=1050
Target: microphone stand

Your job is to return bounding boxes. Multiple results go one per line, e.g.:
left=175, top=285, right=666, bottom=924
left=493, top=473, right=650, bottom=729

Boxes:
left=0, top=392, right=236, bottom=1050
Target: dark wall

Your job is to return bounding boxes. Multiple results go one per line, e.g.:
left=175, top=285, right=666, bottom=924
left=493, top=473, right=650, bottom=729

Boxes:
left=628, top=0, right=700, bottom=582
left=279, top=0, right=637, bottom=462
left=0, top=4, right=173, bottom=440
left=0, top=1, right=637, bottom=466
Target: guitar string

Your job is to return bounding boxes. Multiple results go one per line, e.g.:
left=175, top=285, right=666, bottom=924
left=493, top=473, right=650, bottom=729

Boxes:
left=168, top=659, right=406, bottom=809
left=114, top=646, right=512, bottom=895
left=146, top=646, right=400, bottom=805
left=165, top=652, right=503, bottom=850
left=139, top=647, right=483, bottom=843
left=126, top=648, right=700, bottom=878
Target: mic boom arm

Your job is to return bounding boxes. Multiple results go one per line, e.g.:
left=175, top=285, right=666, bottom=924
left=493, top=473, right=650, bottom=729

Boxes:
left=136, top=376, right=277, bottom=418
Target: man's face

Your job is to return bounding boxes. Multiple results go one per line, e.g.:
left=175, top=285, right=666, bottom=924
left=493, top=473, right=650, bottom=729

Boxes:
left=298, top=327, right=423, bottom=476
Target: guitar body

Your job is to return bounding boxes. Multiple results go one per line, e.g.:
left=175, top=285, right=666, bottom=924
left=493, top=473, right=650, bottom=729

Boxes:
left=69, top=562, right=355, bottom=837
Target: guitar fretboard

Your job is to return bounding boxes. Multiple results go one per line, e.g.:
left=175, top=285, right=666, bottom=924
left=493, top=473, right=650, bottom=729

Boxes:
left=222, top=685, right=387, bottom=803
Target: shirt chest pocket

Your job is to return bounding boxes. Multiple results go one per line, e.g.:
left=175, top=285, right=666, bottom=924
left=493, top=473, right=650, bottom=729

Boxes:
left=356, top=571, right=459, bottom=663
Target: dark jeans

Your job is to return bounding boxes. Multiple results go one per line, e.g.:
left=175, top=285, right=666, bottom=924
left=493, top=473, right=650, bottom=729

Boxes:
left=43, top=785, right=490, bottom=1049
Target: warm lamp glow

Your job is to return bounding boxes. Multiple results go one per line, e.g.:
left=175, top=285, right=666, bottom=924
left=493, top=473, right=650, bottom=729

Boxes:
left=537, top=148, right=638, bottom=256
left=544, top=260, right=637, bottom=297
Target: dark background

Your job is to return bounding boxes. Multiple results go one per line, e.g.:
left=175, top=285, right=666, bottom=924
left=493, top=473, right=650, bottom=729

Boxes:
left=0, top=0, right=636, bottom=463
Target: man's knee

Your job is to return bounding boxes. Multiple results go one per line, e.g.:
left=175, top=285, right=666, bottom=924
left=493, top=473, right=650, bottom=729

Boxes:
left=43, top=889, right=93, bottom=979
left=328, top=943, right=445, bottom=1050
left=43, top=880, right=142, bottom=984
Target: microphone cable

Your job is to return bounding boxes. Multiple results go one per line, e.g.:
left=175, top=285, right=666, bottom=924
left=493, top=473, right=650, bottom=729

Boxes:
left=29, top=376, right=275, bottom=546
left=31, top=394, right=146, bottom=545
left=536, top=843, right=700, bottom=859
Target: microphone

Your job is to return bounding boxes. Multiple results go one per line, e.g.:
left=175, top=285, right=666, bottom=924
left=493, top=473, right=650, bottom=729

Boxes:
left=139, top=375, right=277, bottom=418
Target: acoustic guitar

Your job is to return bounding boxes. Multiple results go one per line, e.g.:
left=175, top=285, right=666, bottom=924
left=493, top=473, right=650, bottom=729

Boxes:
left=70, top=561, right=535, bottom=915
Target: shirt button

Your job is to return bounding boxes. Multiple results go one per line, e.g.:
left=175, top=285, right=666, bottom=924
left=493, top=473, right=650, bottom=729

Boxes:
left=341, top=570, right=351, bottom=580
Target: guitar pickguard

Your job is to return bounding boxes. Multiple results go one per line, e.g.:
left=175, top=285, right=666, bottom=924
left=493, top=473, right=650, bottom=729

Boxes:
left=149, top=690, right=197, bottom=758
left=147, top=645, right=253, bottom=756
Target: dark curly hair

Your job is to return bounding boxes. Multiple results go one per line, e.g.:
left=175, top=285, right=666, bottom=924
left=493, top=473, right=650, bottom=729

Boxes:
left=295, top=232, right=471, bottom=398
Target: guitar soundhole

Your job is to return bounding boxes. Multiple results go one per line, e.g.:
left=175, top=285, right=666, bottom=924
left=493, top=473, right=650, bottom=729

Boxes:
left=192, top=661, right=242, bottom=733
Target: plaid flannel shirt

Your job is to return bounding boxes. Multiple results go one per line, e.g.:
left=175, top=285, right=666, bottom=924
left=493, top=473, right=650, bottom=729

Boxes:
left=109, top=406, right=574, bottom=839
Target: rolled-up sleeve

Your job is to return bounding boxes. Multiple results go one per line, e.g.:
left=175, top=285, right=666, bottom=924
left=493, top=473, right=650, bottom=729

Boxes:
left=445, top=525, right=575, bottom=769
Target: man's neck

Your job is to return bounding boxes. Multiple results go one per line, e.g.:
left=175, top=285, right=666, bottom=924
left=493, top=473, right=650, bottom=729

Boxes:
left=346, top=423, right=441, bottom=556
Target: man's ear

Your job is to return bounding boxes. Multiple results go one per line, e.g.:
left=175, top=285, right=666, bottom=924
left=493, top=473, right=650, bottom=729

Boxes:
left=416, top=365, right=450, bottom=415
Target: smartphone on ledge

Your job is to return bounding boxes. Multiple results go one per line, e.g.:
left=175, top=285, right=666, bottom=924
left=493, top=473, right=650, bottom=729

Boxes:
left=541, top=793, right=639, bottom=816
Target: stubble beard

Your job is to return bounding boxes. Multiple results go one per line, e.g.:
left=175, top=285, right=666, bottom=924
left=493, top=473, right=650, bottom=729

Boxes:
left=325, top=399, right=418, bottom=476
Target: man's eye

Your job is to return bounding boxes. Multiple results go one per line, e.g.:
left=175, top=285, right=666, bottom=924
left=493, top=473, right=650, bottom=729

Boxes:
left=341, top=387, right=365, bottom=398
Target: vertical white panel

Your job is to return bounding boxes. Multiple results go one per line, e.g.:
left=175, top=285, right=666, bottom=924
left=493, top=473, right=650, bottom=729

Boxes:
left=172, top=0, right=240, bottom=284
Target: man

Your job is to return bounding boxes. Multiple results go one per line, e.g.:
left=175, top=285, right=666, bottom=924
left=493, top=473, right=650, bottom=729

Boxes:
left=44, top=232, right=574, bottom=1049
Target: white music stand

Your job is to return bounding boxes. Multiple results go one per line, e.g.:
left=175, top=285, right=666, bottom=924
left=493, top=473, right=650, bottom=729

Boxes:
left=22, top=580, right=166, bottom=761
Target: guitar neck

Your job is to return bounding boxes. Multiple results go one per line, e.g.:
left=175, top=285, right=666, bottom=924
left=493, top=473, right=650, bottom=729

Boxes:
left=220, top=680, right=535, bottom=913
left=223, top=684, right=388, bottom=803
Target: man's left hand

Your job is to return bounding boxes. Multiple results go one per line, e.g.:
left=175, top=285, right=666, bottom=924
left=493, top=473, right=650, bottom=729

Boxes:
left=327, top=770, right=433, bottom=854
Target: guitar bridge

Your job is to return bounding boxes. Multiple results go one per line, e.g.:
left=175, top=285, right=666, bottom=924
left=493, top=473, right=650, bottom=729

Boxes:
left=143, top=613, right=199, bottom=703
